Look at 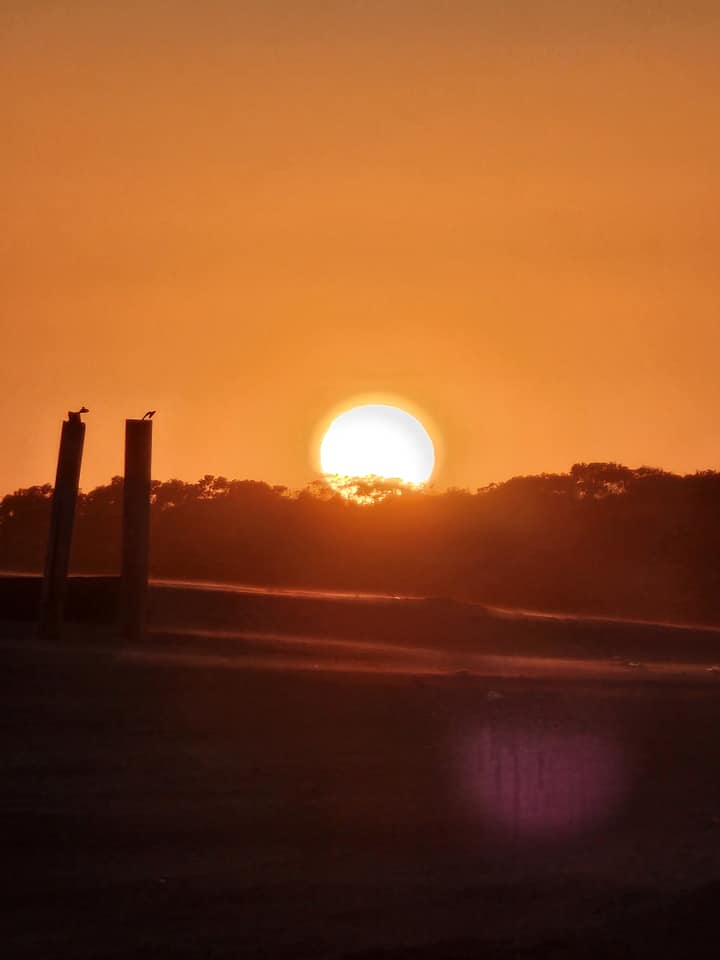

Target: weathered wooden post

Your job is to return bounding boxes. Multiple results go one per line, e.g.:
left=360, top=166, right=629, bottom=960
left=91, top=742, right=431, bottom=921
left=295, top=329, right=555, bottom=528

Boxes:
left=40, top=410, right=87, bottom=640
left=121, top=417, right=152, bottom=640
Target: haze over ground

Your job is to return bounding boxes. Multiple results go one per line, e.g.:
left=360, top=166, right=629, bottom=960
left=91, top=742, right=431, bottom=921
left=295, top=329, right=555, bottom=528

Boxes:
left=3, top=1, right=720, bottom=493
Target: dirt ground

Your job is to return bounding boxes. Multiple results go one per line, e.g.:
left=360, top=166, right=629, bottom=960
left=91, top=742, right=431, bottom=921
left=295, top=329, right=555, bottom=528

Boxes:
left=2, top=601, right=720, bottom=958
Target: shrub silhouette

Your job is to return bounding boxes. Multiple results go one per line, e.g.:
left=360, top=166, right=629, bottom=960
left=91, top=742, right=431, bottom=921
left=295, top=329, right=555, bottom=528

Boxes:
left=2, top=464, right=720, bottom=623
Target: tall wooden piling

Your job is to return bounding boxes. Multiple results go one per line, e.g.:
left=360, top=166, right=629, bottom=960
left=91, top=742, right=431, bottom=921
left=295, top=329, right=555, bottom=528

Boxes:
left=40, top=414, right=86, bottom=640
left=121, top=418, right=152, bottom=640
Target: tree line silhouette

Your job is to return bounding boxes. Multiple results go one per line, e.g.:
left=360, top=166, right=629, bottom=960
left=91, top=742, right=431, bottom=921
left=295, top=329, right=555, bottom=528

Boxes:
left=2, top=462, right=720, bottom=623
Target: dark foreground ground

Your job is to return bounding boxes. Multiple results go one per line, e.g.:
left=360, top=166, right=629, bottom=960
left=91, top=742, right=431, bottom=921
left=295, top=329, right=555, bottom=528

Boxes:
left=2, top=587, right=720, bottom=957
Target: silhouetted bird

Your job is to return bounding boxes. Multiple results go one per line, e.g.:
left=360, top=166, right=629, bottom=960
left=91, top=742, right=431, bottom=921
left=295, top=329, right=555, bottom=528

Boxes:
left=68, top=406, right=89, bottom=422
left=142, top=410, right=156, bottom=420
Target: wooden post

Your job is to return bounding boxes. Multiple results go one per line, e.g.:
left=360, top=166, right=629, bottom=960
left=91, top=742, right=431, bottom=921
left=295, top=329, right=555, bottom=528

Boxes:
left=121, top=418, right=152, bottom=641
left=40, top=414, right=86, bottom=640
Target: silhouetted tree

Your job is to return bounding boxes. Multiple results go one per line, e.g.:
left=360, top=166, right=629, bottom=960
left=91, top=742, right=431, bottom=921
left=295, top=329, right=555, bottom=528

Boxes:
left=4, top=465, right=720, bottom=623
left=0, top=484, right=52, bottom=571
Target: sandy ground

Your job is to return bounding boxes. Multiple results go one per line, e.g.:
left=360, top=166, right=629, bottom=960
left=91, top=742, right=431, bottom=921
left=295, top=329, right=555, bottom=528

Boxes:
left=3, top=590, right=720, bottom=957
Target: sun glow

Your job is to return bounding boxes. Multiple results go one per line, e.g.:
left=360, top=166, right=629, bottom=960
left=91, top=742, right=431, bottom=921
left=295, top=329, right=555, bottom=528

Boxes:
left=320, top=404, right=435, bottom=490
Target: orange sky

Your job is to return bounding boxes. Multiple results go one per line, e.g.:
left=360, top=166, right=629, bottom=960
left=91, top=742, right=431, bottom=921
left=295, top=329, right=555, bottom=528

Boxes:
left=3, top=1, right=720, bottom=494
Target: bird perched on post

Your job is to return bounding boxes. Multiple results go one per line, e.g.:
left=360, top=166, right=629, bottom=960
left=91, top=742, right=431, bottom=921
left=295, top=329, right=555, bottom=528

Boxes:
left=68, top=406, right=89, bottom=422
left=142, top=410, right=156, bottom=420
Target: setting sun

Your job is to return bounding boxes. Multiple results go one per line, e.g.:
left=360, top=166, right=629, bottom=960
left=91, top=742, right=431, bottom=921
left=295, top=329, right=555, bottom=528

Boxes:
left=319, top=404, right=435, bottom=486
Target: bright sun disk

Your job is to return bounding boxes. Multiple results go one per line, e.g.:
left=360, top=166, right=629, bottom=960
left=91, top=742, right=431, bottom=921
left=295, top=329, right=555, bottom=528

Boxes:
left=320, top=404, right=435, bottom=486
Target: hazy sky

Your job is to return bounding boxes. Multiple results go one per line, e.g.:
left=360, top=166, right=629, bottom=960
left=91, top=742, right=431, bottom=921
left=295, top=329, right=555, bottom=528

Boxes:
left=3, top=1, right=720, bottom=493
